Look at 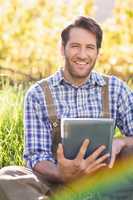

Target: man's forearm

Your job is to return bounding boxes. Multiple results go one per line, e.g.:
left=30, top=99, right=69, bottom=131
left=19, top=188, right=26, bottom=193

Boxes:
left=124, top=136, right=133, bottom=147
left=33, top=160, right=63, bottom=183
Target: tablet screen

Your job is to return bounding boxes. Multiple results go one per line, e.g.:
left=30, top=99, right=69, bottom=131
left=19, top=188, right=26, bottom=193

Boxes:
left=61, top=118, right=115, bottom=161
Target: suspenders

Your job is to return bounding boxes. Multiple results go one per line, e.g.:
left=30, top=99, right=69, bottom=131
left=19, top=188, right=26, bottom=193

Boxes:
left=101, top=75, right=110, bottom=118
left=39, top=81, right=61, bottom=159
left=39, top=75, right=110, bottom=159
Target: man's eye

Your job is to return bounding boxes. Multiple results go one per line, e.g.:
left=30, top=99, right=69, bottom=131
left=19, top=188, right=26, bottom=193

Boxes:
left=87, top=46, right=95, bottom=49
left=71, top=45, right=79, bottom=48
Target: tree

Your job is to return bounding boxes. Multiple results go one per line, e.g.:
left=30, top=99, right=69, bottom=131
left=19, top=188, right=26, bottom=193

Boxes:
left=0, top=0, right=94, bottom=82
left=96, top=0, right=133, bottom=87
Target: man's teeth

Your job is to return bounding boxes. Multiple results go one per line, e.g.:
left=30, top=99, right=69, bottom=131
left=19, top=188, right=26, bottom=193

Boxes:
left=75, top=62, right=87, bottom=64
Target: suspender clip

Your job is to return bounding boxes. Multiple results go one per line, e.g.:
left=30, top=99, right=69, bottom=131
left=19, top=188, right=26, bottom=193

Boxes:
left=52, top=122, right=58, bottom=128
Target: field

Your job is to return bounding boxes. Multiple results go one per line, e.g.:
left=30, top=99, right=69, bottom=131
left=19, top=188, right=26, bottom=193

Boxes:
left=0, top=82, right=25, bottom=167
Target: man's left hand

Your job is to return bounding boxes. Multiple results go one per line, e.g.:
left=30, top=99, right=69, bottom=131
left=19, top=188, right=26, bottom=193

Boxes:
left=109, top=138, right=126, bottom=168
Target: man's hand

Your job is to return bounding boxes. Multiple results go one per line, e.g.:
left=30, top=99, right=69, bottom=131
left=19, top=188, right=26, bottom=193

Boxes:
left=109, top=138, right=126, bottom=168
left=57, top=139, right=110, bottom=183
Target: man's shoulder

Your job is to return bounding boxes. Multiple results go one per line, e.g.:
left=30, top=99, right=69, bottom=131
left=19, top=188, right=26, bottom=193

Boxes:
left=38, top=69, right=63, bottom=87
left=25, top=69, right=62, bottom=100
left=92, top=71, right=125, bottom=87
left=24, top=81, right=43, bottom=102
left=107, top=74, right=128, bottom=90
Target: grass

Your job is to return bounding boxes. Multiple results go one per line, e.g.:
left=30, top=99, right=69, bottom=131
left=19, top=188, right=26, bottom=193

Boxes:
left=0, top=83, right=25, bottom=167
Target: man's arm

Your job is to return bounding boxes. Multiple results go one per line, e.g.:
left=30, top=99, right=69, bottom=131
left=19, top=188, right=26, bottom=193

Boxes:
left=33, top=160, right=62, bottom=183
left=24, top=85, right=55, bottom=168
left=109, top=136, right=133, bottom=168
left=123, top=136, right=133, bottom=147
left=109, top=78, right=133, bottom=168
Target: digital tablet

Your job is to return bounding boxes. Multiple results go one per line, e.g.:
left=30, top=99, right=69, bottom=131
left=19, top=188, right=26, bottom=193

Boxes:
left=61, top=118, right=115, bottom=161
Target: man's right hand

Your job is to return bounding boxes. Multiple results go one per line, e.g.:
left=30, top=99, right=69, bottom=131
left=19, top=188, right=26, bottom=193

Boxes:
left=57, top=139, right=110, bottom=183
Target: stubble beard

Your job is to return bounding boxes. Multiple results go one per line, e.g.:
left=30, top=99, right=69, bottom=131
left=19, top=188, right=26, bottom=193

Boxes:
left=64, top=56, right=96, bottom=81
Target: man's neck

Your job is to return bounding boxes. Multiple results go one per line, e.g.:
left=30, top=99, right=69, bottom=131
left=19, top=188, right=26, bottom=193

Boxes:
left=62, top=70, right=90, bottom=87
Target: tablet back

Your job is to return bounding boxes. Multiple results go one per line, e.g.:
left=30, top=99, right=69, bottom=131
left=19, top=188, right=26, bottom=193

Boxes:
left=61, top=118, right=115, bottom=160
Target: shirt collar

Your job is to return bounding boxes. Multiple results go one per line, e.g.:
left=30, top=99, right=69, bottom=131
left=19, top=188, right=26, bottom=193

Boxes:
left=51, top=69, right=106, bottom=87
left=88, top=71, right=106, bottom=87
left=51, top=68, right=64, bottom=87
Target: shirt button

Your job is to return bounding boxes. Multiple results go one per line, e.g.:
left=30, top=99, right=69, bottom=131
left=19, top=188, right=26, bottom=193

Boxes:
left=53, top=122, right=58, bottom=127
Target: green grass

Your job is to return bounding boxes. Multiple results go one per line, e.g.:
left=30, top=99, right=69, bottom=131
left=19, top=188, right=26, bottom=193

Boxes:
left=0, top=83, right=25, bottom=167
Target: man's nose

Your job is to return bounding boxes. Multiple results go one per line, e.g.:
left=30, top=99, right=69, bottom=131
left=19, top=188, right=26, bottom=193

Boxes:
left=78, top=48, right=88, bottom=59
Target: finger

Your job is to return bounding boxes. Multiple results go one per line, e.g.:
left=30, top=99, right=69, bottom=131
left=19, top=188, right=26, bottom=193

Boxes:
left=95, top=153, right=110, bottom=164
left=87, top=145, right=106, bottom=162
left=57, top=143, right=65, bottom=162
left=86, top=163, right=107, bottom=174
left=76, top=139, right=90, bottom=160
left=85, top=153, right=109, bottom=173
left=109, top=151, right=116, bottom=168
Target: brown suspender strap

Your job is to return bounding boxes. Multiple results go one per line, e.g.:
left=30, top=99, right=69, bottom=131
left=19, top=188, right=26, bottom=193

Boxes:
left=39, top=81, right=61, bottom=160
left=102, top=75, right=110, bottom=118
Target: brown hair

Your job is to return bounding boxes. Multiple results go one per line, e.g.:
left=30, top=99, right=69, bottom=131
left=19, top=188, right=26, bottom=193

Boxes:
left=61, top=16, right=103, bottom=49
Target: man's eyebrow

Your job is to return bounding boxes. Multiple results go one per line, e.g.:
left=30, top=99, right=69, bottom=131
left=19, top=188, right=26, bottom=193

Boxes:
left=86, top=44, right=96, bottom=47
left=69, top=42, right=80, bottom=45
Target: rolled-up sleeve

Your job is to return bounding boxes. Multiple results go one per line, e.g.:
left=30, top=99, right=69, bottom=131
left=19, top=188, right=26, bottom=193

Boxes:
left=23, top=85, right=55, bottom=168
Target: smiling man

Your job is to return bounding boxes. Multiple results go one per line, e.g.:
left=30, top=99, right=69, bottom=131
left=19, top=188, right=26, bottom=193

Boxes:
left=0, top=16, right=133, bottom=200
left=24, top=16, right=133, bottom=195
left=62, top=27, right=98, bottom=86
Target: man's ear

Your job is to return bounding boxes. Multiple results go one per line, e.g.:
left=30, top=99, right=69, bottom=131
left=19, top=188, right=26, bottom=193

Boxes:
left=60, top=43, right=65, bottom=57
left=97, top=49, right=101, bottom=60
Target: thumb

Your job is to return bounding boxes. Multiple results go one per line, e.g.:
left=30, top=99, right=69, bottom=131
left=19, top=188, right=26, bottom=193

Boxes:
left=57, top=143, right=64, bottom=161
left=109, top=151, right=116, bottom=168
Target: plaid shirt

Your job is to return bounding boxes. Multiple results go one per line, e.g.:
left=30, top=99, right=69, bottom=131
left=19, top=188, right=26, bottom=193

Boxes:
left=24, top=69, right=133, bottom=168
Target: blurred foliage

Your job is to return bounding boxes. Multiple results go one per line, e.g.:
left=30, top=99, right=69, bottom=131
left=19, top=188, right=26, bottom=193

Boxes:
left=0, top=0, right=132, bottom=88
left=0, top=0, right=94, bottom=83
left=96, top=0, right=133, bottom=88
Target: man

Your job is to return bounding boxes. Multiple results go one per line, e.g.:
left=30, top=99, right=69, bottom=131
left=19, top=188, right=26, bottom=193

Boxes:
left=0, top=16, right=133, bottom=200
left=24, top=15, right=133, bottom=180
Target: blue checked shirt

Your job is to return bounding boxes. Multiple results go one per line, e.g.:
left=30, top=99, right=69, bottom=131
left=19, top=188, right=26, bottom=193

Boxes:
left=24, top=69, right=133, bottom=168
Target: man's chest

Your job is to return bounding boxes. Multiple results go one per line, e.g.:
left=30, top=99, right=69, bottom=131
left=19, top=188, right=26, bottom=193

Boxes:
left=53, top=86, right=103, bottom=118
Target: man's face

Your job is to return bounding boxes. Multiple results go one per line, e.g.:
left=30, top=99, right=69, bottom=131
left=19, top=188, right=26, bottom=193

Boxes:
left=62, top=27, right=99, bottom=85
